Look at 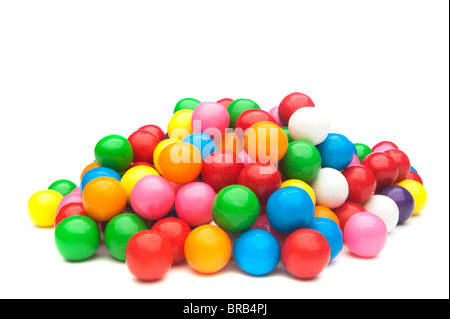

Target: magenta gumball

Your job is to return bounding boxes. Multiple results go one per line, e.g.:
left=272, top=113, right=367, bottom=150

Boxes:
left=191, top=102, right=230, bottom=135
left=175, top=182, right=216, bottom=227
left=268, top=106, right=283, bottom=127
left=130, top=175, right=175, bottom=220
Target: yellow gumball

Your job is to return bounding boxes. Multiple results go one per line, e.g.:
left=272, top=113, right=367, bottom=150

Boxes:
left=396, top=180, right=427, bottom=215
left=121, top=165, right=160, bottom=203
left=28, top=190, right=64, bottom=227
left=153, top=138, right=179, bottom=174
left=167, top=109, right=193, bottom=140
left=280, top=179, right=316, bottom=205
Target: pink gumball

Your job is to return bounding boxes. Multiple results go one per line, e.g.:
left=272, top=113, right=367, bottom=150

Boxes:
left=56, top=193, right=82, bottom=214
left=70, top=187, right=81, bottom=195
left=130, top=175, right=175, bottom=220
left=344, top=212, right=388, bottom=258
left=237, top=150, right=256, bottom=166
left=175, top=182, right=216, bottom=226
left=191, top=102, right=230, bottom=135
left=347, top=153, right=361, bottom=167
left=250, top=214, right=287, bottom=246
left=268, top=106, right=283, bottom=127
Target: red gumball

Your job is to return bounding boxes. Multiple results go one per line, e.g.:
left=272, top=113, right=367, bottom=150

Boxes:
left=217, top=98, right=234, bottom=109
left=152, top=217, right=192, bottom=264
left=128, top=130, right=161, bottom=164
left=372, top=141, right=399, bottom=152
left=125, top=230, right=173, bottom=281
left=362, top=152, right=398, bottom=191
left=238, top=162, right=282, bottom=206
left=342, top=165, right=377, bottom=203
left=202, top=150, right=245, bottom=192
left=384, top=149, right=411, bottom=182
left=281, top=229, right=331, bottom=279
left=278, top=92, right=315, bottom=126
left=138, top=124, right=166, bottom=141
left=54, top=202, right=88, bottom=227
left=235, top=109, right=276, bottom=132
left=406, top=171, right=423, bottom=185
left=332, top=201, right=365, bottom=231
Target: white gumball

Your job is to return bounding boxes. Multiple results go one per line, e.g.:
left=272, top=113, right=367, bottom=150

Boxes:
left=363, top=195, right=399, bottom=233
left=309, top=168, right=349, bottom=209
left=288, top=107, right=329, bottom=145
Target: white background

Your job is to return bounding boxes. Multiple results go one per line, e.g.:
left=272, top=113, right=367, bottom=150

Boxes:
left=0, top=1, right=448, bottom=299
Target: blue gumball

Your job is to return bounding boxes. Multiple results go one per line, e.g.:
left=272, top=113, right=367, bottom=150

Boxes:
left=80, top=167, right=121, bottom=192
left=410, top=166, right=418, bottom=174
left=182, top=133, right=217, bottom=160
left=233, top=229, right=281, bottom=276
left=316, top=133, right=354, bottom=171
left=266, top=186, right=315, bottom=234
left=307, top=217, right=343, bottom=261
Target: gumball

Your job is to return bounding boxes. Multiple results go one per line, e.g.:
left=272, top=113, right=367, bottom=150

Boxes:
left=307, top=217, right=343, bottom=261
left=279, top=141, right=321, bottom=183
left=342, top=165, right=377, bottom=203
left=362, top=152, right=398, bottom=191
left=278, top=92, right=315, bottom=126
left=56, top=193, right=82, bottom=215
left=363, top=195, right=399, bottom=232
left=410, top=166, right=418, bottom=173
left=54, top=202, right=88, bottom=227
left=152, top=217, right=192, bottom=263
left=191, top=101, right=230, bottom=134
left=237, top=150, right=256, bottom=166
left=138, top=124, right=166, bottom=141
left=217, top=98, right=234, bottom=108
left=379, top=185, right=415, bottom=224
left=227, top=99, right=261, bottom=128
left=157, top=141, right=203, bottom=184
left=94, top=134, right=134, bottom=173
left=167, top=109, right=194, bottom=140
left=54, top=215, right=101, bottom=261
left=384, top=149, right=411, bottom=182
left=266, top=187, right=315, bottom=234
left=80, top=166, right=121, bottom=193
left=80, top=161, right=100, bottom=180
left=332, top=201, right=365, bottom=231
left=288, top=107, right=329, bottom=145
left=175, top=182, right=216, bottom=226
left=268, top=106, right=283, bottom=127
left=280, top=179, right=316, bottom=205
left=82, top=177, right=127, bottom=222
left=217, top=132, right=244, bottom=155
left=396, top=180, right=427, bottom=215
left=238, top=163, right=282, bottom=205
left=121, top=165, right=160, bottom=203
left=28, top=190, right=64, bottom=227
left=202, top=150, right=244, bottom=192
left=127, top=130, right=161, bottom=163
left=70, top=187, right=81, bottom=195
left=347, top=153, right=361, bottom=167
left=129, top=161, right=155, bottom=169
left=316, top=133, right=355, bottom=171
left=344, top=212, right=387, bottom=258
left=244, top=121, right=288, bottom=164
left=235, top=109, right=276, bottom=132
left=406, top=170, right=423, bottom=185
left=153, top=138, right=179, bottom=174
left=212, top=185, right=260, bottom=233
left=184, top=224, right=232, bottom=274
left=48, top=179, right=77, bottom=197
left=281, top=229, right=330, bottom=279
left=182, top=133, right=218, bottom=160
left=372, top=141, right=398, bottom=152
left=281, top=127, right=293, bottom=143
left=314, top=206, right=340, bottom=227
left=173, top=97, right=201, bottom=113
left=125, top=230, right=173, bottom=281
left=354, top=143, right=372, bottom=162
left=104, top=213, right=149, bottom=261
left=310, top=168, right=349, bottom=209
left=233, top=229, right=281, bottom=276
left=250, top=214, right=287, bottom=246
left=130, top=175, right=175, bottom=220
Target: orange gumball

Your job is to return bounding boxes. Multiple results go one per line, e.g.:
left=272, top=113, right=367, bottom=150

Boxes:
left=314, top=205, right=341, bottom=227
left=82, top=177, right=127, bottom=221
left=158, top=141, right=203, bottom=184
left=217, top=132, right=244, bottom=155
left=80, top=162, right=100, bottom=180
left=244, top=121, right=288, bottom=164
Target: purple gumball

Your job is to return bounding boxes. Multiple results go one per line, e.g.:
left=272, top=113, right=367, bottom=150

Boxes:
left=379, top=185, right=415, bottom=224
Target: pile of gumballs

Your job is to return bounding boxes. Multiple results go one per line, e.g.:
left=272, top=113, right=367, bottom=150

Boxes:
left=28, top=92, right=427, bottom=280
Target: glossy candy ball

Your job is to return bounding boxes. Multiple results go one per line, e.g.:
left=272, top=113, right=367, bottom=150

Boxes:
left=54, top=215, right=101, bottom=261
left=354, top=143, right=372, bottom=162
left=372, top=141, right=398, bottom=152
left=184, top=225, right=232, bottom=274
left=288, top=107, right=329, bottom=145
left=167, top=109, right=194, bottom=140
left=153, top=138, right=179, bottom=174
left=175, top=182, right=216, bottom=227
left=344, top=212, right=388, bottom=258
left=310, top=168, right=349, bottom=209
left=128, top=130, right=161, bottom=163
left=362, top=152, right=399, bottom=191
left=138, top=124, right=166, bottom=141
left=280, top=179, right=316, bottom=205
left=279, top=141, right=322, bottom=182
left=233, top=229, right=281, bottom=276
left=278, top=92, right=315, bottom=126
left=94, top=135, right=134, bottom=173
left=182, top=133, right=217, bottom=160
left=54, top=202, right=88, bottom=227
left=384, top=149, right=411, bottom=182
left=80, top=162, right=100, bottom=180
left=406, top=170, right=423, bottom=185
left=227, top=99, right=261, bottom=128
left=48, top=179, right=77, bottom=197
left=281, top=229, right=330, bottom=279
left=191, top=101, right=230, bottom=134
left=342, top=165, right=377, bottom=203
left=333, top=201, right=366, bottom=231
left=396, top=180, right=427, bottom=215
left=363, top=195, right=400, bottom=232
left=202, top=150, right=244, bottom=192
left=212, top=185, right=260, bottom=233
left=266, top=187, right=315, bottom=234
left=235, top=109, right=276, bottom=132
left=28, top=190, right=64, bottom=227
left=314, top=206, right=340, bottom=227
left=104, top=213, right=149, bottom=260
left=217, top=98, right=233, bottom=108
left=125, top=230, right=173, bottom=281
left=307, top=217, right=343, bottom=261
left=80, top=166, right=121, bottom=193
left=379, top=185, right=415, bottom=224
left=120, top=165, right=160, bottom=203
left=173, top=97, right=201, bottom=113
left=238, top=163, right=282, bottom=205
left=316, top=133, right=355, bottom=171
left=56, top=193, right=82, bottom=215
left=152, top=217, right=192, bottom=263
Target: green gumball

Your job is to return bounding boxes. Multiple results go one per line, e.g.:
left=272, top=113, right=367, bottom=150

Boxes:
left=94, top=135, right=133, bottom=173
